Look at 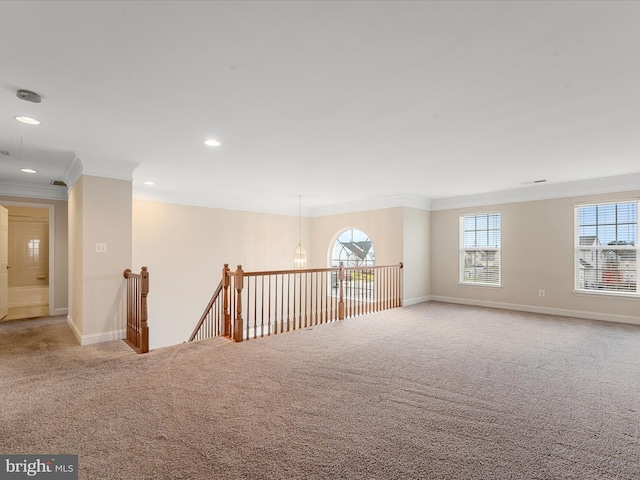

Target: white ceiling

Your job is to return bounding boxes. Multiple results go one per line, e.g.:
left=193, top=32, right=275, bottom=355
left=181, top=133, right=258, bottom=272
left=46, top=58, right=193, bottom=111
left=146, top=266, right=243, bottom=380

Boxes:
left=1, top=1, right=639, bottom=215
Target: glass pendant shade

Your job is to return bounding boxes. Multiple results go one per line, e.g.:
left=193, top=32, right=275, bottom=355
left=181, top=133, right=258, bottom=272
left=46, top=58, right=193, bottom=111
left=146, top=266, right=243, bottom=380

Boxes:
left=294, top=242, right=307, bottom=269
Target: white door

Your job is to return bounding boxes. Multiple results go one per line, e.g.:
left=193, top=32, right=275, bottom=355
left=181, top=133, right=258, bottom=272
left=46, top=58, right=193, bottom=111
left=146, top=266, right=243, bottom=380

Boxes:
left=0, top=206, right=8, bottom=320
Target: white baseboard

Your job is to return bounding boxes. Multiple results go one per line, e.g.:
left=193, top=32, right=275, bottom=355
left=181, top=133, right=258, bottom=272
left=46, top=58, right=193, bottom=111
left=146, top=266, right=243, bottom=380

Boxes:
left=53, top=307, right=68, bottom=316
left=403, top=295, right=432, bottom=306
left=66, top=315, right=81, bottom=344
left=66, top=314, right=126, bottom=346
left=79, top=329, right=126, bottom=346
left=429, top=296, right=640, bottom=326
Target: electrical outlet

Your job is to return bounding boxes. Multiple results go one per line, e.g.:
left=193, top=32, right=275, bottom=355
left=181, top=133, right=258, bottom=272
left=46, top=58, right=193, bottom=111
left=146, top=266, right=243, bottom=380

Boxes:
left=96, top=243, right=107, bottom=253
left=538, top=289, right=545, bottom=297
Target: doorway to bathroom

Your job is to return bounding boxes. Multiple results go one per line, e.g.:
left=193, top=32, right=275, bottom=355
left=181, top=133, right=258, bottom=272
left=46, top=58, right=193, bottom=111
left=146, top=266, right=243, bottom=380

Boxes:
left=0, top=203, right=53, bottom=322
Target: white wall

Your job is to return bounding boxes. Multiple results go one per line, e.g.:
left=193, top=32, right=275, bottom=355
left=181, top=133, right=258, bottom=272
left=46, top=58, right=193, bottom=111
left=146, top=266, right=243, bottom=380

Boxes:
left=403, top=207, right=430, bottom=305
left=133, top=200, right=310, bottom=349
left=68, top=180, right=83, bottom=334
left=310, top=207, right=405, bottom=268
left=68, top=176, right=133, bottom=344
left=133, top=202, right=428, bottom=349
left=431, top=190, right=640, bottom=324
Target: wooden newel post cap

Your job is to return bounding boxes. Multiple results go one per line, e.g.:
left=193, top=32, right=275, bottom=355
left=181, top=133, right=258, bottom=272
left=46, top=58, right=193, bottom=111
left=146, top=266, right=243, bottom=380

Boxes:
left=223, top=263, right=230, bottom=287
left=235, top=265, right=244, bottom=290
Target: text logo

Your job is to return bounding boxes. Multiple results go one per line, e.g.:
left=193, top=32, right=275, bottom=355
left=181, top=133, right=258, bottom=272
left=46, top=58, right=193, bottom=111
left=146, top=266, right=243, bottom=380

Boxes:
left=1, top=455, right=77, bottom=479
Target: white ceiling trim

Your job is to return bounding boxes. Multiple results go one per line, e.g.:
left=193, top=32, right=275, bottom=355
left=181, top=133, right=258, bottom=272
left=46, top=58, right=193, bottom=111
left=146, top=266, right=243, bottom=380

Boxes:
left=308, top=195, right=432, bottom=217
left=4, top=172, right=640, bottom=214
left=430, top=173, right=640, bottom=211
left=0, top=180, right=68, bottom=201
left=70, top=153, right=140, bottom=187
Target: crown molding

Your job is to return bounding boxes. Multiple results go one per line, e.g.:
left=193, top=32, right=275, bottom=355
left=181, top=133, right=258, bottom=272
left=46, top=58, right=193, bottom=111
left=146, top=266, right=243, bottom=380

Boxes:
left=66, top=152, right=140, bottom=191
left=133, top=190, right=433, bottom=217
left=132, top=190, right=300, bottom=216
left=135, top=171, right=640, bottom=218
left=308, top=195, right=432, bottom=217
left=0, top=180, right=68, bottom=201
left=62, top=156, right=83, bottom=191
left=430, top=173, right=640, bottom=211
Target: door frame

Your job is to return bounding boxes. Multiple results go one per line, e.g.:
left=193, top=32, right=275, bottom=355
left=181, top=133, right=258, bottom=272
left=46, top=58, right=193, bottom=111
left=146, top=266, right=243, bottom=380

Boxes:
left=0, top=201, right=56, bottom=316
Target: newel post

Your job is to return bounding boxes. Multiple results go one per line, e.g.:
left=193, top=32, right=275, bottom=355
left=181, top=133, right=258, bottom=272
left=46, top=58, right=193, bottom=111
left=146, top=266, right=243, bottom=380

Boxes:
left=338, top=262, right=345, bottom=320
left=222, top=263, right=231, bottom=337
left=398, top=262, right=404, bottom=308
left=140, top=266, right=149, bottom=354
left=233, top=265, right=244, bottom=342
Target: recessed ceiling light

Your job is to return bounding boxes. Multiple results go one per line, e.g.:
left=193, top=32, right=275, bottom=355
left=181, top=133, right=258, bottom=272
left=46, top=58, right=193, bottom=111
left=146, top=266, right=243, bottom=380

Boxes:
left=144, top=181, right=155, bottom=186
left=204, top=139, right=221, bottom=147
left=21, top=168, right=37, bottom=174
left=15, top=116, right=40, bottom=125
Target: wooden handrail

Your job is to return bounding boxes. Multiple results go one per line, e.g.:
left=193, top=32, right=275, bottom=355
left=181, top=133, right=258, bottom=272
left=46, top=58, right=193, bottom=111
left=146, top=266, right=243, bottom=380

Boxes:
left=123, top=266, right=149, bottom=353
left=188, top=279, right=224, bottom=342
left=189, top=262, right=403, bottom=344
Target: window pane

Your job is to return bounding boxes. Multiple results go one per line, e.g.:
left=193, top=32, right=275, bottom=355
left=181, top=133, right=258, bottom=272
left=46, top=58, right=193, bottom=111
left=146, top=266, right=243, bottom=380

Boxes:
left=576, top=202, right=638, bottom=294
left=463, top=231, right=475, bottom=247
left=488, top=230, right=499, bottom=247
left=461, top=213, right=500, bottom=285
left=579, top=226, right=596, bottom=239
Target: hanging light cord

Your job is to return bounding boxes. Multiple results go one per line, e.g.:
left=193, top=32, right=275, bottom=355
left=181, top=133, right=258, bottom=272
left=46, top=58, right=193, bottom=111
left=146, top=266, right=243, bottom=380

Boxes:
left=298, top=195, right=302, bottom=246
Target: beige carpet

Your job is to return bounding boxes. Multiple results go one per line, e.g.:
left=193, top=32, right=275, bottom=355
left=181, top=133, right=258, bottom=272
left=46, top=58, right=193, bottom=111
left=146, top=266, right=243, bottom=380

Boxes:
left=1, top=303, right=640, bottom=479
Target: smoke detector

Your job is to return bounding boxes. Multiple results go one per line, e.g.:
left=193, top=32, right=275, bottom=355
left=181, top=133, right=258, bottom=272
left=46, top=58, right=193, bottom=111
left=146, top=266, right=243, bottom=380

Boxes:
left=16, top=89, right=42, bottom=103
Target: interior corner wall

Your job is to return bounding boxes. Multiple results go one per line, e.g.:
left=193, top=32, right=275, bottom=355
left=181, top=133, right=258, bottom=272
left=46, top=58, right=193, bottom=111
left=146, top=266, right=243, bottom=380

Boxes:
left=430, top=190, right=640, bottom=325
left=0, top=194, right=69, bottom=315
left=311, top=206, right=431, bottom=305
left=67, top=180, right=84, bottom=339
left=68, top=176, right=132, bottom=345
left=402, top=207, right=431, bottom=305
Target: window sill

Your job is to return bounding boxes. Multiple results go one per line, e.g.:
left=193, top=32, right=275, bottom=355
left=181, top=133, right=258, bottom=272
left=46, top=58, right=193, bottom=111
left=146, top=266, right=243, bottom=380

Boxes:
left=573, top=289, right=639, bottom=300
left=459, top=282, right=502, bottom=289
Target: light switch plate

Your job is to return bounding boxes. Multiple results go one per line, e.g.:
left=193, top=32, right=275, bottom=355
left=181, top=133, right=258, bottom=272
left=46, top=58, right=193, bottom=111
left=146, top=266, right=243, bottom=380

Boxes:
left=96, top=243, right=107, bottom=253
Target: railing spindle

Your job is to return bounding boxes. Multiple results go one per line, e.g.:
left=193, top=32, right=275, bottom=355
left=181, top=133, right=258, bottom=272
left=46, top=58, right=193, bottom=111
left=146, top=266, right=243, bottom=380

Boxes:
left=191, top=263, right=403, bottom=343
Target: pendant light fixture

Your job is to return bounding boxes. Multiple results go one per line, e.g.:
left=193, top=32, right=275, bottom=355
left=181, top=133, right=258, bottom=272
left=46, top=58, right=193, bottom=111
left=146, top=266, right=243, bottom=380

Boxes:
left=293, top=195, right=307, bottom=269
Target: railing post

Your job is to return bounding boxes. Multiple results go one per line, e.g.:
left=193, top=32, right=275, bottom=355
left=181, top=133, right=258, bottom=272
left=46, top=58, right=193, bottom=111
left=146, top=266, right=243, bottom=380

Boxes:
left=398, top=262, right=403, bottom=307
left=338, top=262, right=345, bottom=320
left=123, top=269, right=133, bottom=346
left=140, top=266, right=149, bottom=353
left=222, top=263, right=231, bottom=337
left=233, top=265, right=244, bottom=342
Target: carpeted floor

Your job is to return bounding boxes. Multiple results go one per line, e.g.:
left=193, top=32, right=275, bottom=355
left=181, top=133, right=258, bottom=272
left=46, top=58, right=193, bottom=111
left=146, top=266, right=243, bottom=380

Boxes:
left=1, top=302, right=640, bottom=479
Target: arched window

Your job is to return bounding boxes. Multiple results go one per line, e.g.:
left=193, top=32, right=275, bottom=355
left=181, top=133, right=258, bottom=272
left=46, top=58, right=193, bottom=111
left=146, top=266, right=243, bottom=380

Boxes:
left=331, top=228, right=375, bottom=298
left=331, top=228, right=375, bottom=268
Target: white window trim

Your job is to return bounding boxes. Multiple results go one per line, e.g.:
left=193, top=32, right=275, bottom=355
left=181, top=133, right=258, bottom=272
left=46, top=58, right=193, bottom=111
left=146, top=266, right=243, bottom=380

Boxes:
left=574, top=200, right=639, bottom=298
left=459, top=211, right=501, bottom=287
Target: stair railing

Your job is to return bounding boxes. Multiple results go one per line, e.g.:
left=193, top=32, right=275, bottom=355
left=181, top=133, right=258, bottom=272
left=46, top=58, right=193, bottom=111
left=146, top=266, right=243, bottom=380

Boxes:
left=123, top=266, right=149, bottom=353
left=190, top=262, right=403, bottom=343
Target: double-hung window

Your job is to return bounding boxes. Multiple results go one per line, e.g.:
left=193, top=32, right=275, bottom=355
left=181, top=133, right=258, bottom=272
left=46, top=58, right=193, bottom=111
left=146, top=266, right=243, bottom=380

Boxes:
left=460, top=212, right=501, bottom=286
left=575, top=201, right=638, bottom=295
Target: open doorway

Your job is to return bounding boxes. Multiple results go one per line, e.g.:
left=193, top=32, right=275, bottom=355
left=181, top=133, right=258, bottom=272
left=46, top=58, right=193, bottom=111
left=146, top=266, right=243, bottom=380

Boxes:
left=0, top=203, right=53, bottom=322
